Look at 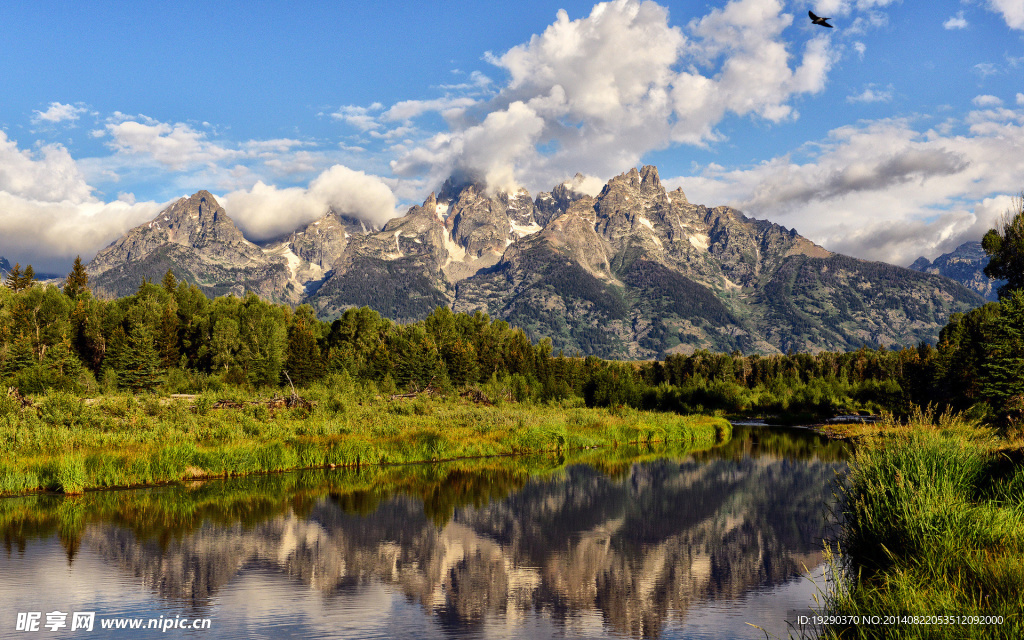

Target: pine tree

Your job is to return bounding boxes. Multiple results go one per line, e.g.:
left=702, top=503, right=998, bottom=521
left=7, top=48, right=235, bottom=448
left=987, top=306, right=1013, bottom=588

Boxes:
left=442, top=338, right=478, bottom=387
left=21, top=265, right=35, bottom=290
left=63, top=256, right=90, bottom=298
left=70, top=297, right=106, bottom=372
left=115, top=324, right=163, bottom=391
left=43, top=330, right=83, bottom=381
left=161, top=269, right=178, bottom=294
left=981, top=289, right=1024, bottom=419
left=1, top=333, right=36, bottom=376
left=285, top=305, right=324, bottom=386
left=5, top=263, right=23, bottom=292
left=157, top=303, right=180, bottom=369
left=982, top=193, right=1024, bottom=298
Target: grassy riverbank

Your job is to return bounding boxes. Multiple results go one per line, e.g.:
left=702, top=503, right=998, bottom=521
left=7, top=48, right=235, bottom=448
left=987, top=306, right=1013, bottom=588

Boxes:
left=823, top=411, right=1024, bottom=638
left=0, top=376, right=729, bottom=496
left=0, top=441, right=726, bottom=552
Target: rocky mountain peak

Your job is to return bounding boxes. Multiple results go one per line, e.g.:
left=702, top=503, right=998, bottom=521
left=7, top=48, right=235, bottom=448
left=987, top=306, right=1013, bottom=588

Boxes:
left=81, top=166, right=986, bottom=358
left=601, top=167, right=642, bottom=194
left=639, top=165, right=662, bottom=194
left=594, top=166, right=672, bottom=230
left=157, top=190, right=249, bottom=247
left=282, top=207, right=376, bottom=278
left=908, top=241, right=1002, bottom=301
left=422, top=192, right=440, bottom=219
left=87, top=189, right=289, bottom=301
left=535, top=179, right=589, bottom=227
left=909, top=256, right=931, bottom=271
left=437, top=174, right=486, bottom=204
left=442, top=181, right=540, bottom=260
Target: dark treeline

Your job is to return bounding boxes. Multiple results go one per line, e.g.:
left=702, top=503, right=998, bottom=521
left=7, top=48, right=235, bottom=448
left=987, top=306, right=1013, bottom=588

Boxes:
left=3, top=248, right=1023, bottom=425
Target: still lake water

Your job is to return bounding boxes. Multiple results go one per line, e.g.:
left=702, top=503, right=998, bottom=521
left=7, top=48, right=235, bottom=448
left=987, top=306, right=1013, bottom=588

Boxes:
left=1, top=426, right=847, bottom=639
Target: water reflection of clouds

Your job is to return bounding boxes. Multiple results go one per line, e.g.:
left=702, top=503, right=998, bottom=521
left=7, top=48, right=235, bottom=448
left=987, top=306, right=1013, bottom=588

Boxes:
left=0, top=538, right=201, bottom=638
left=1, top=428, right=845, bottom=639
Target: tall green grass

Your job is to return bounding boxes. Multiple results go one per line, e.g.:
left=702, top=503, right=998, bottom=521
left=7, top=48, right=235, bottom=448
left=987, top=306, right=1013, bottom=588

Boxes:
left=1, top=444, right=718, bottom=549
left=824, top=412, right=1024, bottom=638
left=0, top=380, right=730, bottom=495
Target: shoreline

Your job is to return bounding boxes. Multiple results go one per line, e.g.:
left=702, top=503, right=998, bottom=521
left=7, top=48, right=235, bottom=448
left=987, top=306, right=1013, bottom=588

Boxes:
left=0, top=392, right=731, bottom=497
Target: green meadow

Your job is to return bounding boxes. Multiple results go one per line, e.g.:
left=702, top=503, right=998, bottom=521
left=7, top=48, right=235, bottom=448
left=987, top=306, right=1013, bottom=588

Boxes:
left=0, top=374, right=728, bottom=496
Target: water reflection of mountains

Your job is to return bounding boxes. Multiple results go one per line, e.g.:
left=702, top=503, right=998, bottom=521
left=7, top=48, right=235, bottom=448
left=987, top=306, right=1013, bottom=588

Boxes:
left=4, top=427, right=846, bottom=638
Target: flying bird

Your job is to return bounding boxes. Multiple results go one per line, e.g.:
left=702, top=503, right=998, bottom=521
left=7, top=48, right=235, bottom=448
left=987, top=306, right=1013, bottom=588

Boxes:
left=809, top=11, right=833, bottom=28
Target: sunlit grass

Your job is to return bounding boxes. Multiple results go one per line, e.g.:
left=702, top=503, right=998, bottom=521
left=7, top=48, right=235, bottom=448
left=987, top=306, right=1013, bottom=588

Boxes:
left=823, top=410, right=1024, bottom=638
left=0, top=445, right=714, bottom=548
left=0, top=378, right=729, bottom=495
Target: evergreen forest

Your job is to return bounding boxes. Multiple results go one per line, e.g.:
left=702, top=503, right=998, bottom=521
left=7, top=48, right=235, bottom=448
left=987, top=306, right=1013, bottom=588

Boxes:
left=3, top=251, right=1023, bottom=430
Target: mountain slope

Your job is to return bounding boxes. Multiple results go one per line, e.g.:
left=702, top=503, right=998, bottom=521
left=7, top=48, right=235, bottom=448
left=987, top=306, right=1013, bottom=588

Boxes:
left=88, top=191, right=292, bottom=301
left=84, top=168, right=986, bottom=357
left=453, top=166, right=982, bottom=355
left=909, top=241, right=1003, bottom=302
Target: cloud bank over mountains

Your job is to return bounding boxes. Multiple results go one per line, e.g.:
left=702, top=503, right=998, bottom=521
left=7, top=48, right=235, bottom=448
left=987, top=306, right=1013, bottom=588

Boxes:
left=674, top=104, right=1024, bottom=265
left=387, top=0, right=835, bottom=193
left=2, top=0, right=1023, bottom=272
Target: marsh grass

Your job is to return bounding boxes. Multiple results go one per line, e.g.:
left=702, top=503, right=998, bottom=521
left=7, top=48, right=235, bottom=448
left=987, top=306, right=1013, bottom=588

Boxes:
left=824, top=410, right=1024, bottom=638
left=0, top=447, right=702, bottom=549
left=0, top=382, right=729, bottom=496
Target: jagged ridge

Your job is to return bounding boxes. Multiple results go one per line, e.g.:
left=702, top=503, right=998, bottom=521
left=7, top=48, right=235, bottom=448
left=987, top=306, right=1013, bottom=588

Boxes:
left=86, top=168, right=987, bottom=357
left=909, top=241, right=1004, bottom=302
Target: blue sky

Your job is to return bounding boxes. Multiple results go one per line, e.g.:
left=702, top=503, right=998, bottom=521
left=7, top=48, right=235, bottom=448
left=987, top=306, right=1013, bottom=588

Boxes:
left=1, top=0, right=1023, bottom=271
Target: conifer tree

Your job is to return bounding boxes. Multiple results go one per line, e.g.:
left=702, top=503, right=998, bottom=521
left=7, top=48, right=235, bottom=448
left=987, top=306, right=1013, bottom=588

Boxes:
left=983, top=193, right=1024, bottom=298
left=285, top=305, right=324, bottom=386
left=5, top=263, right=23, bottom=292
left=157, top=302, right=180, bottom=368
left=981, top=289, right=1024, bottom=419
left=442, top=338, right=478, bottom=387
left=44, top=330, right=83, bottom=381
left=63, top=256, right=90, bottom=298
left=161, top=269, right=178, bottom=294
left=1, top=334, right=36, bottom=376
left=70, top=297, right=106, bottom=372
left=119, top=324, right=163, bottom=391
left=21, top=265, right=35, bottom=290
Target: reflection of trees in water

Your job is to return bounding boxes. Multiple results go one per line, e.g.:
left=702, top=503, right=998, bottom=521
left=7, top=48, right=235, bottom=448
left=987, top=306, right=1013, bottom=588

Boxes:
left=19, top=428, right=846, bottom=638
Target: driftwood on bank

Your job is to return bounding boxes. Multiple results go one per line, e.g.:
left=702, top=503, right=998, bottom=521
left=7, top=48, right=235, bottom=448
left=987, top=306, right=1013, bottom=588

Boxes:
left=460, top=387, right=493, bottom=405
left=6, top=387, right=33, bottom=409
left=389, top=385, right=441, bottom=400
left=385, top=386, right=497, bottom=405
left=208, top=394, right=314, bottom=411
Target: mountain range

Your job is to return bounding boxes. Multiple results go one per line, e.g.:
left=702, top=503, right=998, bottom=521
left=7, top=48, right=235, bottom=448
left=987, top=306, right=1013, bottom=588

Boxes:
left=81, top=166, right=986, bottom=357
left=908, top=241, right=1003, bottom=302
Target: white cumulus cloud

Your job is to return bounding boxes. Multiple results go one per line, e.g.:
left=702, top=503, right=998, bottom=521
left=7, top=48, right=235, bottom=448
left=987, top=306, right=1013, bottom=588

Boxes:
left=0, top=132, right=164, bottom=271
left=668, top=105, right=1024, bottom=266
left=944, top=11, right=969, bottom=29
left=972, top=94, right=1004, bottom=107
left=103, top=117, right=238, bottom=170
left=31, top=102, right=89, bottom=125
left=390, top=0, right=838, bottom=194
left=988, top=0, right=1024, bottom=29
left=0, top=132, right=93, bottom=203
left=847, top=84, right=893, bottom=103
left=220, top=164, right=398, bottom=241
